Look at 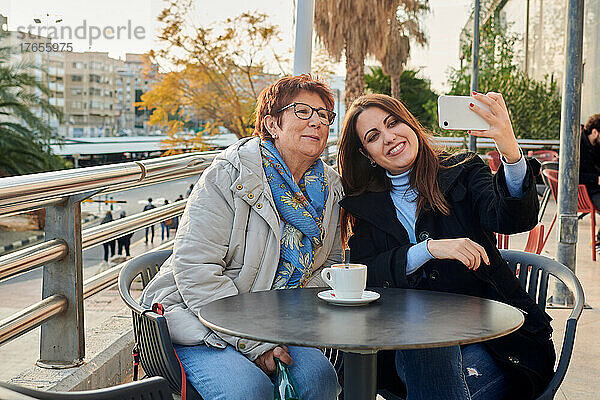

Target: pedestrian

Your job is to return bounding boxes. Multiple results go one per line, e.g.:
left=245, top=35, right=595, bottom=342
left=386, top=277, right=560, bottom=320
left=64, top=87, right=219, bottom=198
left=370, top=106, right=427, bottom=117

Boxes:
left=143, top=198, right=156, bottom=244
left=161, top=199, right=170, bottom=241
left=177, top=194, right=184, bottom=201
left=186, top=184, right=194, bottom=198
left=117, top=211, right=133, bottom=257
left=100, top=211, right=116, bottom=263
left=579, top=114, right=600, bottom=242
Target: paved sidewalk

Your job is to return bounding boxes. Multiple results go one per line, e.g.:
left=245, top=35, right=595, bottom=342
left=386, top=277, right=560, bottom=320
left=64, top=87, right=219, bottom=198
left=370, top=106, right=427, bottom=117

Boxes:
left=0, top=234, right=170, bottom=382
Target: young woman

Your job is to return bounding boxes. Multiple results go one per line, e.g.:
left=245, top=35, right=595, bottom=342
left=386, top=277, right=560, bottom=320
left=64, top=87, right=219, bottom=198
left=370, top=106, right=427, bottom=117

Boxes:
left=338, top=93, right=554, bottom=400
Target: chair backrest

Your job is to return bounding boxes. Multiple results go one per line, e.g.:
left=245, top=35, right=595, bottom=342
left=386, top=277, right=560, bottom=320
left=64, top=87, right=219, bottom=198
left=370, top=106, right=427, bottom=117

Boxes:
left=495, top=233, right=509, bottom=249
left=118, top=250, right=202, bottom=399
left=0, top=377, right=171, bottom=400
left=542, top=169, right=596, bottom=213
left=499, top=250, right=584, bottom=399
left=532, top=150, right=559, bottom=163
left=524, top=224, right=545, bottom=254
left=542, top=169, right=559, bottom=202
left=486, top=150, right=501, bottom=173
left=577, top=184, right=596, bottom=212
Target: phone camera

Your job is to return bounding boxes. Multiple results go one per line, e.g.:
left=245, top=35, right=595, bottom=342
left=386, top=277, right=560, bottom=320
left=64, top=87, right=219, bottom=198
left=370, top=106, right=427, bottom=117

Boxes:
left=443, top=121, right=449, bottom=127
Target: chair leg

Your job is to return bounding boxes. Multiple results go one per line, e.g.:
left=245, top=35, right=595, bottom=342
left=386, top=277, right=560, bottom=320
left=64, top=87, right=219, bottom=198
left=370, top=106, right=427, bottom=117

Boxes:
left=542, top=212, right=557, bottom=251
left=592, top=209, right=596, bottom=262
left=538, top=188, right=550, bottom=222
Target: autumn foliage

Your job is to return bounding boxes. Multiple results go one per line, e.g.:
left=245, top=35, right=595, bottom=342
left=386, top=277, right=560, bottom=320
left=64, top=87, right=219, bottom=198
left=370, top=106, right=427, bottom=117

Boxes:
left=137, top=2, right=286, bottom=153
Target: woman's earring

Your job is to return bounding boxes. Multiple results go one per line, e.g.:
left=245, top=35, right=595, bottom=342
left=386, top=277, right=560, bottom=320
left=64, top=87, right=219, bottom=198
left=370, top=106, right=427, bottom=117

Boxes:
left=370, top=160, right=377, bottom=168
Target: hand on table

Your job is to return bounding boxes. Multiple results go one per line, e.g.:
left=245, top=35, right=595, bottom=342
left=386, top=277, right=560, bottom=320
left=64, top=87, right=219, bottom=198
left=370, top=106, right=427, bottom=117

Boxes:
left=427, top=238, right=490, bottom=270
left=468, top=92, right=522, bottom=164
left=255, top=345, right=293, bottom=375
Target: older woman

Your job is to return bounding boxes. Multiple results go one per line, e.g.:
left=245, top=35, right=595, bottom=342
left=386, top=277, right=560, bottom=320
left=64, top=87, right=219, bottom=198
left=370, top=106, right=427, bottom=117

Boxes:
left=141, top=75, right=342, bottom=399
left=338, top=93, right=555, bottom=400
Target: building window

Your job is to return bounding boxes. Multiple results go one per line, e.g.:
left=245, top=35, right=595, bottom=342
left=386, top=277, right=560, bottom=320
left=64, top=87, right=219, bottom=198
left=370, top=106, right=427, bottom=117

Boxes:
left=89, top=74, right=101, bottom=83
left=71, top=88, right=83, bottom=96
left=90, top=61, right=104, bottom=70
left=71, top=75, right=83, bottom=82
left=72, top=62, right=83, bottom=69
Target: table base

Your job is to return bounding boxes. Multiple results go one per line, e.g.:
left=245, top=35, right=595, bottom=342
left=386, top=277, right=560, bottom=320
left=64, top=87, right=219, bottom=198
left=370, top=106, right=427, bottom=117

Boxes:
left=343, top=351, right=377, bottom=400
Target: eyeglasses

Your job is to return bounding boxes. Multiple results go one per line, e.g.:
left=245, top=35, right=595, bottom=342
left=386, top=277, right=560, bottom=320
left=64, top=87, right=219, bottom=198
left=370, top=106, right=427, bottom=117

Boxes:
left=276, top=102, right=336, bottom=126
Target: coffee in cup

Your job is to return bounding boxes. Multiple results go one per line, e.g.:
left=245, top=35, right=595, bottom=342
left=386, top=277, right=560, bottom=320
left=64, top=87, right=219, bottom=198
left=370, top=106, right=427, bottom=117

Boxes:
left=320, top=264, right=367, bottom=299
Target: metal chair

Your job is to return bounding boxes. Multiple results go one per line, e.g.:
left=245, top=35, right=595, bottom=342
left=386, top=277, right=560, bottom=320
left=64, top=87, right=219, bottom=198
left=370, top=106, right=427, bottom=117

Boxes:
left=118, top=250, right=203, bottom=400
left=538, top=162, right=558, bottom=222
left=495, top=233, right=510, bottom=249
left=486, top=150, right=501, bottom=173
left=500, top=250, right=584, bottom=400
left=530, top=150, right=559, bottom=163
left=542, top=169, right=599, bottom=261
left=0, top=376, right=171, bottom=400
left=524, top=224, right=545, bottom=254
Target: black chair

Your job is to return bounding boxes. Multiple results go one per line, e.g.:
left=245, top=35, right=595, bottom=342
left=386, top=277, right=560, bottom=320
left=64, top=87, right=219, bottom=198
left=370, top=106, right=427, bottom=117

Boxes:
left=500, top=250, right=585, bottom=400
left=118, top=250, right=202, bottom=400
left=0, top=376, right=171, bottom=400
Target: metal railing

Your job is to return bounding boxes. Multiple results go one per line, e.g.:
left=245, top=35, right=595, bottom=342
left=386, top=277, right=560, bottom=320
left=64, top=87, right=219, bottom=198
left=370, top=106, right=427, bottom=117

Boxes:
left=0, top=137, right=559, bottom=368
left=0, top=151, right=217, bottom=367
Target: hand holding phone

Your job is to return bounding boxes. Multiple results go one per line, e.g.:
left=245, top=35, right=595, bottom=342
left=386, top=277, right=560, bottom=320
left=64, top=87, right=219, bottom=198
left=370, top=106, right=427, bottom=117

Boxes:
left=437, top=95, right=491, bottom=131
left=438, top=92, right=521, bottom=163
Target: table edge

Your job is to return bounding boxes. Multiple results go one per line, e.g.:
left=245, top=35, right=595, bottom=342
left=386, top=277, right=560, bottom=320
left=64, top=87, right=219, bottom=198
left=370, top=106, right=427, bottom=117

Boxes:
left=198, top=294, right=525, bottom=351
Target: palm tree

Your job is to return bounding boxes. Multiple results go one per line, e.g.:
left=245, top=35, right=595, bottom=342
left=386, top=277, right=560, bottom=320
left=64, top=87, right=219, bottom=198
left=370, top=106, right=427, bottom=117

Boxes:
left=314, top=0, right=429, bottom=105
left=314, top=0, right=400, bottom=108
left=377, top=1, right=429, bottom=98
left=0, top=35, right=65, bottom=176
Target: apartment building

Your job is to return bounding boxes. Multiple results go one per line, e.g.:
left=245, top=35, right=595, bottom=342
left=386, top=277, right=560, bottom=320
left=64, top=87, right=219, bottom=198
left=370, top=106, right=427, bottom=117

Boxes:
left=1, top=16, right=155, bottom=138
left=63, top=52, right=155, bottom=137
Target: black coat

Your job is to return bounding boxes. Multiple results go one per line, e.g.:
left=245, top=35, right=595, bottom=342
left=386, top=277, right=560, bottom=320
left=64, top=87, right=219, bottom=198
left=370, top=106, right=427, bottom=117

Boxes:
left=579, top=133, right=600, bottom=194
left=340, top=153, right=555, bottom=400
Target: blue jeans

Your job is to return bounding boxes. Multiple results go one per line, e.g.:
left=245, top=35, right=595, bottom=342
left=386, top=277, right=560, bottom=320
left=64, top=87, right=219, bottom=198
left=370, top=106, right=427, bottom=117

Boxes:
left=173, top=343, right=340, bottom=400
left=395, top=344, right=510, bottom=400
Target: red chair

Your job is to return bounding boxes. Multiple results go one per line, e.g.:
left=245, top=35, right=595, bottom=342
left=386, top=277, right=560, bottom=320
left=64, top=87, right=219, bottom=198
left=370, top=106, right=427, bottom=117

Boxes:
left=495, top=233, right=509, bottom=249
left=529, top=149, right=559, bottom=163
left=542, top=169, right=598, bottom=261
left=496, top=224, right=544, bottom=254
left=524, top=224, right=545, bottom=254
left=486, top=150, right=501, bottom=174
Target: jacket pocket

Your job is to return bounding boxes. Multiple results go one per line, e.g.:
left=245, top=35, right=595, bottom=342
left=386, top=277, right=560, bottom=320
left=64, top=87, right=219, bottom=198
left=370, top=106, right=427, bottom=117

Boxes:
left=203, top=331, right=227, bottom=349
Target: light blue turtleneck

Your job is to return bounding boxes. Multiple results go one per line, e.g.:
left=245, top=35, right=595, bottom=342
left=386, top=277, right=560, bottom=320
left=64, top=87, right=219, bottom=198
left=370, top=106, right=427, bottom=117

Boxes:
left=387, top=154, right=528, bottom=275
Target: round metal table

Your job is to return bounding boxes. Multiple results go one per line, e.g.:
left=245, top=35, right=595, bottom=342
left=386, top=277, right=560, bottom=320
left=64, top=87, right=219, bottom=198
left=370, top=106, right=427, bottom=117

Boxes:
left=199, top=288, right=524, bottom=400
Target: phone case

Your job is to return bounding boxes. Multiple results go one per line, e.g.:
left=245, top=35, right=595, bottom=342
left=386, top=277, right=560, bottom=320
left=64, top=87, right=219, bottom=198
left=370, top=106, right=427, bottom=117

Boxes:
left=437, top=95, right=491, bottom=131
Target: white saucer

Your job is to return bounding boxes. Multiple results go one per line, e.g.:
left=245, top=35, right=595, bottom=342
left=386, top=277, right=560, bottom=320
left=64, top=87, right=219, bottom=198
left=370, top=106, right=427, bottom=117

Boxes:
left=317, top=290, right=380, bottom=306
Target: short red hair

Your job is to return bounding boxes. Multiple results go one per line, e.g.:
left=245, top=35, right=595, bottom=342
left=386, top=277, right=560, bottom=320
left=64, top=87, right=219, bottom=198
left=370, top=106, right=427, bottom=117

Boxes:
left=253, top=74, right=335, bottom=141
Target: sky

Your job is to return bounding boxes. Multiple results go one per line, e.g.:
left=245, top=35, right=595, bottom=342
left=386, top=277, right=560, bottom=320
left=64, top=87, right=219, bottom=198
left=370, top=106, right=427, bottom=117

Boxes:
left=0, top=0, right=472, bottom=92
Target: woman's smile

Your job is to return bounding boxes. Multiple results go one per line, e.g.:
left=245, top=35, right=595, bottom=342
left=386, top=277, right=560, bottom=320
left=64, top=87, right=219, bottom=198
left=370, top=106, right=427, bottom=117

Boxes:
left=386, top=141, right=406, bottom=156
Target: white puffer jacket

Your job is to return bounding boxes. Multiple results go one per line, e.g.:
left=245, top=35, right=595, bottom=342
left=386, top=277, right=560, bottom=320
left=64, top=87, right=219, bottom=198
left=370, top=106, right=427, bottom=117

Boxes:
left=140, top=137, right=343, bottom=361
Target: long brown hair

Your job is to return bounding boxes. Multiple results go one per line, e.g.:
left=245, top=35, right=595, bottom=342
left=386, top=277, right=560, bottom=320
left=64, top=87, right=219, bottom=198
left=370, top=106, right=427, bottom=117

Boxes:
left=338, top=94, right=451, bottom=246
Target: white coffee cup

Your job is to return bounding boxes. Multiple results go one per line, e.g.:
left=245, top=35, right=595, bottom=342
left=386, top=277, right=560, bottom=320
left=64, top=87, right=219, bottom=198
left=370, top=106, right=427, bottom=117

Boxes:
left=321, top=264, right=367, bottom=299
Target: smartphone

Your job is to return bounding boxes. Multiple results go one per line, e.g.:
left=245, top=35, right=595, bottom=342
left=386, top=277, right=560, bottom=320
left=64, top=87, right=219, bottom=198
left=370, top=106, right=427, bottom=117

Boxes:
left=437, top=95, right=491, bottom=131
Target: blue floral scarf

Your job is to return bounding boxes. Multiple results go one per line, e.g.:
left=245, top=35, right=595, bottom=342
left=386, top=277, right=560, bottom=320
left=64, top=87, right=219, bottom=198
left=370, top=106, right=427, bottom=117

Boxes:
left=260, top=140, right=329, bottom=289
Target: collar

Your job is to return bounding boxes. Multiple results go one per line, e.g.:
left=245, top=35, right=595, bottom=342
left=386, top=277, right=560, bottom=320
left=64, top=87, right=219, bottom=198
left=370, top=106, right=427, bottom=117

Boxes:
left=339, top=152, right=473, bottom=241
